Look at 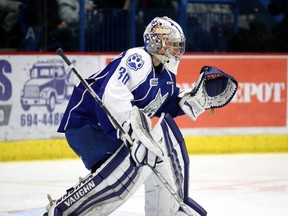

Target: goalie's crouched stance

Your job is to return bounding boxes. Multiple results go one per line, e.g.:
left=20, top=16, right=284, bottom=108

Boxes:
left=44, top=107, right=207, bottom=216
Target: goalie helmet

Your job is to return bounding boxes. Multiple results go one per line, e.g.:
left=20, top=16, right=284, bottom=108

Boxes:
left=143, top=16, right=186, bottom=64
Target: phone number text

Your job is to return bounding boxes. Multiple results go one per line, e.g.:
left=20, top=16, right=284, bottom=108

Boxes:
left=20, top=113, right=64, bottom=126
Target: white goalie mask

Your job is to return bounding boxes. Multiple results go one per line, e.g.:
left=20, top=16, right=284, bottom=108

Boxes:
left=143, top=16, right=186, bottom=64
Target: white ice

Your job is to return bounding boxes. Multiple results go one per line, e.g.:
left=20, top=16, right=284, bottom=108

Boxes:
left=0, top=154, right=288, bottom=216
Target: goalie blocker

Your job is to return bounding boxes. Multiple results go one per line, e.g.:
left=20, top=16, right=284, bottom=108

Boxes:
left=179, top=65, right=238, bottom=121
left=44, top=107, right=207, bottom=216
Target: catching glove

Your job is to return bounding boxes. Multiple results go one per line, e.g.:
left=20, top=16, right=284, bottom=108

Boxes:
left=179, top=66, right=238, bottom=121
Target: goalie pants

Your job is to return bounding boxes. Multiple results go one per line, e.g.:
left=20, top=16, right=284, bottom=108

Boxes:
left=65, top=124, right=122, bottom=171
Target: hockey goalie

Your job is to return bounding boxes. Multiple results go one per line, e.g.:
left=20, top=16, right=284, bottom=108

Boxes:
left=44, top=16, right=238, bottom=216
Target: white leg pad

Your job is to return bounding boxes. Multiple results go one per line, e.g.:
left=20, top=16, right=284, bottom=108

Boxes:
left=145, top=162, right=180, bottom=216
left=144, top=113, right=207, bottom=216
left=47, top=143, right=152, bottom=216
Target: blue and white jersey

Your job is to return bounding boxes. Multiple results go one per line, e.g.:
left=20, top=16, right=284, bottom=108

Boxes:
left=58, top=47, right=184, bottom=140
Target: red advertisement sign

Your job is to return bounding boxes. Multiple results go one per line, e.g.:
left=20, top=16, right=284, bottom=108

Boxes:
left=176, top=56, right=287, bottom=128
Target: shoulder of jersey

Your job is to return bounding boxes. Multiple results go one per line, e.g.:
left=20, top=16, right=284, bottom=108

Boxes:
left=123, top=47, right=152, bottom=74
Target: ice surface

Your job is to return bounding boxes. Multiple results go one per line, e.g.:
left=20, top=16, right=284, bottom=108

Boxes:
left=1, top=154, right=288, bottom=216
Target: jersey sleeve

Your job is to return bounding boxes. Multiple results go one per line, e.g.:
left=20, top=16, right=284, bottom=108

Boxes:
left=98, top=48, right=153, bottom=139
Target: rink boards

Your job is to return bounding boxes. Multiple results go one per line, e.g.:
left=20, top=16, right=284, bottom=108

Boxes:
left=0, top=53, right=287, bottom=161
left=1, top=134, right=288, bottom=161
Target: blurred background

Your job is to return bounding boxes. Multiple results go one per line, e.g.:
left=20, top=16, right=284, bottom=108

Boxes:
left=0, top=0, right=287, bottom=53
left=1, top=0, right=287, bottom=157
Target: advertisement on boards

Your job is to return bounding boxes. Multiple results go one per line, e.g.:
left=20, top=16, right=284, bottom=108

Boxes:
left=0, top=54, right=287, bottom=141
left=0, top=54, right=106, bottom=141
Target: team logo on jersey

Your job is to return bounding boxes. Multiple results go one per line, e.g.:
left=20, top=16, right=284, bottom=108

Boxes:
left=127, top=53, right=144, bottom=71
left=142, top=89, right=168, bottom=117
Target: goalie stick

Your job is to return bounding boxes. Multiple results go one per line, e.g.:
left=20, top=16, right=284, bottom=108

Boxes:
left=56, top=48, right=197, bottom=216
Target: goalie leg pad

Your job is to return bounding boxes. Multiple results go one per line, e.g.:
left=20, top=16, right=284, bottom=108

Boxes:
left=47, top=143, right=152, bottom=216
left=163, top=114, right=207, bottom=216
left=144, top=113, right=207, bottom=216
left=145, top=164, right=179, bottom=216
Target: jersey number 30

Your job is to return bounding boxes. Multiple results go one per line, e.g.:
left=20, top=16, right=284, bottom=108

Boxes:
left=118, top=67, right=130, bottom=85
